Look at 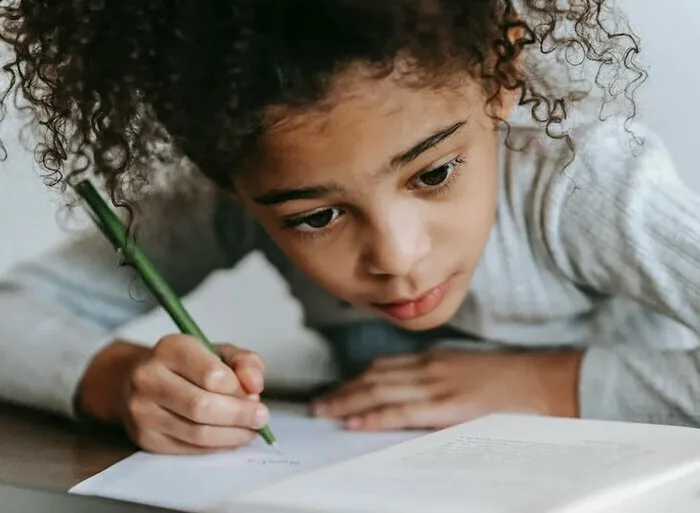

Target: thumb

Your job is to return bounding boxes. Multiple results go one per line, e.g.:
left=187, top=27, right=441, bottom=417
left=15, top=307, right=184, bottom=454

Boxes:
left=216, top=344, right=266, bottom=395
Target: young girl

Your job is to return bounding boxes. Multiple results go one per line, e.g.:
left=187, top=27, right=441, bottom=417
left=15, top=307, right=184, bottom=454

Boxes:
left=2, top=0, right=699, bottom=455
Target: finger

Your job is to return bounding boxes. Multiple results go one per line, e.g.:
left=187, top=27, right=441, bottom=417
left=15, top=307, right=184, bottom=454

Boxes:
left=130, top=364, right=270, bottom=428
left=367, top=353, right=424, bottom=371
left=124, top=401, right=209, bottom=455
left=154, top=406, right=257, bottom=449
left=153, top=335, right=242, bottom=396
left=344, top=399, right=465, bottom=431
left=126, top=400, right=257, bottom=453
left=314, top=382, right=437, bottom=419
left=313, top=366, right=427, bottom=415
left=219, top=345, right=266, bottom=395
left=356, top=366, right=428, bottom=386
left=133, top=429, right=234, bottom=455
left=318, top=370, right=420, bottom=405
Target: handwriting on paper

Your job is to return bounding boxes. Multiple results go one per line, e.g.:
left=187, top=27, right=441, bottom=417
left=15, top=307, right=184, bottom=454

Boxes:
left=247, top=458, right=301, bottom=467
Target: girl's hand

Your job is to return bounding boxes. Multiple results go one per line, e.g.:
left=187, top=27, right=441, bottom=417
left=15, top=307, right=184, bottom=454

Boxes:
left=310, top=348, right=582, bottom=431
left=78, top=335, right=270, bottom=454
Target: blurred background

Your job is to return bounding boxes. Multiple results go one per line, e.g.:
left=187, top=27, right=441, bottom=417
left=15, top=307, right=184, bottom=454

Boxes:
left=0, top=0, right=696, bottom=389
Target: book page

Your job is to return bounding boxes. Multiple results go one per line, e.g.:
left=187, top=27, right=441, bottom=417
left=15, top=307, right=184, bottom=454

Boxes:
left=235, top=413, right=700, bottom=513
left=604, top=464, right=700, bottom=513
left=70, top=402, right=422, bottom=513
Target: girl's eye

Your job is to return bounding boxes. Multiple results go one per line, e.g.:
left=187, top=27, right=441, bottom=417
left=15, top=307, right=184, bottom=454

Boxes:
left=412, top=157, right=464, bottom=189
left=284, top=207, right=343, bottom=232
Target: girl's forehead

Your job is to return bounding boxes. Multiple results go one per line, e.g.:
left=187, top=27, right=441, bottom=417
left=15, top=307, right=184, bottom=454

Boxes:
left=264, top=75, right=479, bottom=154
left=239, top=78, right=479, bottom=193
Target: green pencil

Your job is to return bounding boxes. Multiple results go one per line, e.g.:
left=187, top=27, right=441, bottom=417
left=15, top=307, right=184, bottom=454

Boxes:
left=74, top=179, right=278, bottom=450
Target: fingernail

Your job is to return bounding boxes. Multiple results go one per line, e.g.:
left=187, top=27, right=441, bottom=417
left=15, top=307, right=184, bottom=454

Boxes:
left=253, top=405, right=269, bottom=429
left=346, top=417, right=361, bottom=430
left=246, top=393, right=260, bottom=402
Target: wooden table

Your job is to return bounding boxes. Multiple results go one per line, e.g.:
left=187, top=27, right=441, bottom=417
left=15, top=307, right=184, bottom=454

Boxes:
left=0, top=402, right=134, bottom=490
left=0, top=389, right=314, bottom=492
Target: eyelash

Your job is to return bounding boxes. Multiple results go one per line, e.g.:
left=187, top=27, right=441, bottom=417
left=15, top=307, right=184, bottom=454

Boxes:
left=282, top=207, right=341, bottom=241
left=282, top=155, right=466, bottom=240
left=408, top=155, right=465, bottom=198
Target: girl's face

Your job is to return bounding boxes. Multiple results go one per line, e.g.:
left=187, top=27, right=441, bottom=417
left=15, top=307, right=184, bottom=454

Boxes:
left=234, top=73, right=513, bottom=331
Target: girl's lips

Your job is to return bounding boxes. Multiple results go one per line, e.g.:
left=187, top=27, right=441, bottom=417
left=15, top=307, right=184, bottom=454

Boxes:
left=372, top=277, right=453, bottom=320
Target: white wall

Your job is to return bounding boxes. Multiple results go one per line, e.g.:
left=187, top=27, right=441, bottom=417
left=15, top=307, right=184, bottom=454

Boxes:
left=616, top=0, right=700, bottom=189
left=0, top=113, right=67, bottom=272
left=0, top=1, right=697, bottom=385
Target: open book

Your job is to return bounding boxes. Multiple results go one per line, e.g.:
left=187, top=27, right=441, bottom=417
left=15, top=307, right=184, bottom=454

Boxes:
left=228, top=412, right=700, bottom=513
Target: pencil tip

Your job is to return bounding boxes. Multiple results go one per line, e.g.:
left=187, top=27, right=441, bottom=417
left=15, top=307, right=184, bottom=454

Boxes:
left=271, top=442, right=283, bottom=455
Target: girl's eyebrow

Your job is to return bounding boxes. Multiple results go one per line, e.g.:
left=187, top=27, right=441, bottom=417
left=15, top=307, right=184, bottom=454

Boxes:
left=254, top=184, right=343, bottom=206
left=390, top=119, right=467, bottom=167
left=253, top=119, right=468, bottom=206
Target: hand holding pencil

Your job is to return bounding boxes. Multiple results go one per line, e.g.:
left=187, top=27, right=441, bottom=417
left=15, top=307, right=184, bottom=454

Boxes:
left=90, top=336, right=274, bottom=454
left=75, top=179, right=278, bottom=455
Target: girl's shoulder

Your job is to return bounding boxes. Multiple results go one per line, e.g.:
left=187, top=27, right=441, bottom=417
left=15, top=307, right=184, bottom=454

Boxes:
left=501, top=115, right=679, bottom=217
left=496, top=115, right=683, bottom=282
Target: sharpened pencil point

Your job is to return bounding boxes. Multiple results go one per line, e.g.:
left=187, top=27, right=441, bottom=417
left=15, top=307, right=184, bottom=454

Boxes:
left=271, top=442, right=283, bottom=455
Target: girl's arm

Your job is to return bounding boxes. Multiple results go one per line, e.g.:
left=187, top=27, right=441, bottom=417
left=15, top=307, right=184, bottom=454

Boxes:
left=0, top=183, right=255, bottom=418
left=537, top=118, right=700, bottom=426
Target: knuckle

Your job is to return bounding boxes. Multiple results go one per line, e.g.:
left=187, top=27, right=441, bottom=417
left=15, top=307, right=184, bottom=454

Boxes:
left=186, top=395, right=212, bottom=422
left=130, top=363, right=153, bottom=390
left=126, top=396, right=148, bottom=420
left=201, top=367, right=227, bottom=391
left=154, top=334, right=193, bottom=359
left=153, top=334, right=179, bottom=353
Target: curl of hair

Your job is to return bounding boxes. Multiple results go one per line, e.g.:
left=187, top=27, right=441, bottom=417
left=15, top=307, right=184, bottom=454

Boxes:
left=0, top=0, right=645, bottom=209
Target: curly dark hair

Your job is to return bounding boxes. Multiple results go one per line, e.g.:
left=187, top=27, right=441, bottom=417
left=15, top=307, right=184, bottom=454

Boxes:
left=0, top=0, right=645, bottom=206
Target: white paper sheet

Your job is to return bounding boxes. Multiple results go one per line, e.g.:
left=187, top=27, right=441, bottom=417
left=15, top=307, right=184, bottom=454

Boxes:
left=70, top=402, right=423, bottom=513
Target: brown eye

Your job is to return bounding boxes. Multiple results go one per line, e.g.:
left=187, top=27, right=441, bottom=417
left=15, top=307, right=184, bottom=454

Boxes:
left=418, top=165, right=450, bottom=186
left=284, top=207, right=343, bottom=232
left=411, top=157, right=463, bottom=190
left=304, top=209, right=335, bottom=228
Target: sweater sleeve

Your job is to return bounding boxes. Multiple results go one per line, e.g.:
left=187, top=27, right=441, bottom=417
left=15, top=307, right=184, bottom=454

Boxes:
left=537, top=118, right=700, bottom=426
left=0, top=185, right=255, bottom=418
